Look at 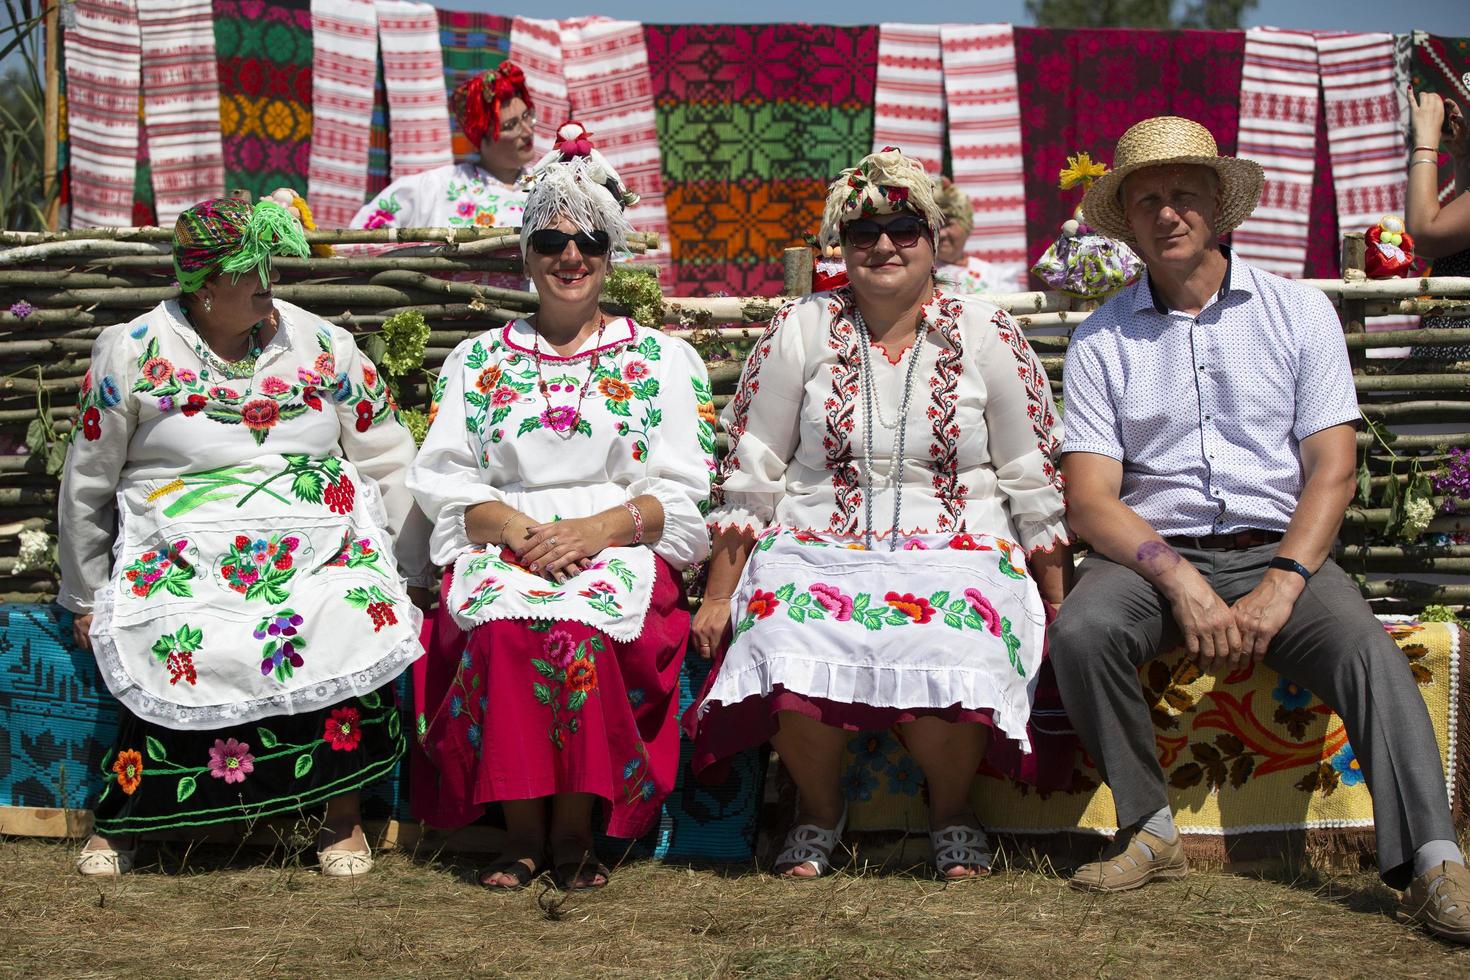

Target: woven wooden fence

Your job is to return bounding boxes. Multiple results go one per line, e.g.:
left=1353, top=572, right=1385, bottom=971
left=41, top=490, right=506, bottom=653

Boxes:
left=2, top=227, right=1469, bottom=610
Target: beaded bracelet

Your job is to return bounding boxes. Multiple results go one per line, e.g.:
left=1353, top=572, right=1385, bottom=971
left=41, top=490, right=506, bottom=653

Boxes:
left=623, top=500, right=645, bottom=545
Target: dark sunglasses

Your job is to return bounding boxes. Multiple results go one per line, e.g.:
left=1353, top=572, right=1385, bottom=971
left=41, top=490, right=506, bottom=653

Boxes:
left=528, top=229, right=612, bottom=257
left=842, top=216, right=928, bottom=250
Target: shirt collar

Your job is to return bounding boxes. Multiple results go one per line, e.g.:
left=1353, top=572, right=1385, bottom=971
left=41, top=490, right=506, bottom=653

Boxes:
left=1132, top=245, right=1249, bottom=315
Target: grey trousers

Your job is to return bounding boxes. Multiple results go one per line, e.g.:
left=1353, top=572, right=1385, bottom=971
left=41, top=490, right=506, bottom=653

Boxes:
left=1049, top=543, right=1456, bottom=888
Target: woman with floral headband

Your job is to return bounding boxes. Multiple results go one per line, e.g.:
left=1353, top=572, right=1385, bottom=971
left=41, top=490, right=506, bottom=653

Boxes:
left=408, top=130, right=712, bottom=891
left=686, top=147, right=1071, bottom=880
left=350, top=62, right=537, bottom=245
left=59, top=198, right=424, bottom=878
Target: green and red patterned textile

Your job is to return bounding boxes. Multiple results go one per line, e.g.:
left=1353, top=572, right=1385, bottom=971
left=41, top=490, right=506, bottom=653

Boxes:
left=212, top=0, right=313, bottom=202
left=367, top=53, right=391, bottom=201
left=1412, top=35, right=1470, bottom=210
left=645, top=24, right=878, bottom=297
left=438, top=10, right=513, bottom=161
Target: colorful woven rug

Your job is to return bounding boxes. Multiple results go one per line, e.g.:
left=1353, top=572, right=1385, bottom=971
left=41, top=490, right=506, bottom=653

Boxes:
left=307, top=0, right=378, bottom=228
left=645, top=23, right=878, bottom=296
left=376, top=0, right=452, bottom=180
left=136, top=0, right=225, bottom=224
left=1231, top=27, right=1321, bottom=278
left=212, top=0, right=313, bottom=203
left=872, top=24, right=945, bottom=175
left=1013, top=28, right=1244, bottom=281
left=842, top=619, right=1467, bottom=864
left=940, top=24, right=1027, bottom=289
left=63, top=0, right=142, bottom=227
left=437, top=9, right=512, bottom=161
left=1411, top=33, right=1470, bottom=210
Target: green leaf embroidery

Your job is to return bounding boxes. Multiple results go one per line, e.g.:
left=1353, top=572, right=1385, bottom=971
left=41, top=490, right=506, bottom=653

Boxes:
left=930, top=590, right=951, bottom=609
left=387, top=710, right=401, bottom=739
left=294, top=754, right=314, bottom=778
left=360, top=691, right=382, bottom=709
left=606, top=398, right=632, bottom=417
left=291, top=470, right=324, bottom=504
left=177, top=776, right=197, bottom=802
left=567, top=690, right=588, bottom=712
left=775, top=582, right=796, bottom=602
left=532, top=659, right=558, bottom=680
left=256, top=727, right=279, bottom=749
left=145, top=736, right=168, bottom=762
left=533, top=682, right=554, bottom=705
left=517, top=416, right=541, bottom=437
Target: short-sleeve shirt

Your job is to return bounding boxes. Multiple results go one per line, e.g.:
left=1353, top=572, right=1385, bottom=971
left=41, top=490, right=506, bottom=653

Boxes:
left=1061, top=248, right=1359, bottom=537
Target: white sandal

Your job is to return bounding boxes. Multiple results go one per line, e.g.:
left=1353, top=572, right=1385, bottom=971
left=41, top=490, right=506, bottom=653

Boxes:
left=318, top=843, right=374, bottom=878
left=775, top=810, right=847, bottom=879
left=929, top=823, right=992, bottom=878
left=75, top=846, right=135, bottom=877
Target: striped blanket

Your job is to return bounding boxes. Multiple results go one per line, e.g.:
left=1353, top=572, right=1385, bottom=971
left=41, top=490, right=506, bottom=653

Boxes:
left=437, top=9, right=512, bottom=161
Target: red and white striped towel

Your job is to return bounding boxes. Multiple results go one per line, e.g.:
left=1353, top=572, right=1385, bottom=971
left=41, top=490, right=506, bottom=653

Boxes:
left=64, top=0, right=142, bottom=227
left=135, top=0, right=224, bottom=225
left=1317, top=32, right=1412, bottom=331
left=308, top=0, right=379, bottom=228
left=939, top=25, right=1027, bottom=289
left=511, top=17, right=670, bottom=268
left=509, top=17, right=571, bottom=158
left=872, top=24, right=945, bottom=174
left=375, top=0, right=452, bottom=180
left=1231, top=28, right=1321, bottom=278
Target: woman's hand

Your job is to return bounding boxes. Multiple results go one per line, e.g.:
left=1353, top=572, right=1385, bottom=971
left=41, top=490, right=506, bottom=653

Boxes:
left=72, top=614, right=93, bottom=653
left=1409, top=86, right=1447, bottom=147
left=517, top=516, right=611, bottom=583
left=690, top=596, right=733, bottom=659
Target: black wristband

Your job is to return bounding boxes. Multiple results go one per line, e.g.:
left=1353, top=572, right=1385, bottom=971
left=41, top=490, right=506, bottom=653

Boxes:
left=1268, top=555, right=1312, bottom=583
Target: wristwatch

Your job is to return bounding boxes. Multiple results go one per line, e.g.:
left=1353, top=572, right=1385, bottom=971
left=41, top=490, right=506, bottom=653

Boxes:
left=1268, top=555, right=1312, bottom=583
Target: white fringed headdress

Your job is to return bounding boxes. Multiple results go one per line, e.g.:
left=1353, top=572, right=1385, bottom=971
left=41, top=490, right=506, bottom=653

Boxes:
left=518, top=122, right=638, bottom=259
left=819, top=146, right=944, bottom=250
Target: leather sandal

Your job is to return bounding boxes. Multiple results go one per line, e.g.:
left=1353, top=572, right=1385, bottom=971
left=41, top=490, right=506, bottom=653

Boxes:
left=775, top=810, right=847, bottom=879
left=1069, top=828, right=1187, bottom=893
left=479, top=857, right=546, bottom=891
left=318, top=842, right=374, bottom=878
left=553, top=853, right=610, bottom=891
left=929, top=823, right=992, bottom=879
left=75, top=845, right=136, bottom=877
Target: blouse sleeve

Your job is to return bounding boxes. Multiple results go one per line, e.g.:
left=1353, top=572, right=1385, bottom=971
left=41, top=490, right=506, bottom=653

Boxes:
left=342, top=171, right=426, bottom=257
left=325, top=324, right=424, bottom=576
left=971, top=305, right=1070, bottom=554
left=57, top=323, right=140, bottom=613
left=406, top=339, right=505, bottom=566
left=625, top=334, right=713, bottom=569
left=707, top=300, right=810, bottom=534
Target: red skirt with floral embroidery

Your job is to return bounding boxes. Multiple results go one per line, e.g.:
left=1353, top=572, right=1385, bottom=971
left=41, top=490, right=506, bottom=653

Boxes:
left=411, top=557, right=690, bottom=839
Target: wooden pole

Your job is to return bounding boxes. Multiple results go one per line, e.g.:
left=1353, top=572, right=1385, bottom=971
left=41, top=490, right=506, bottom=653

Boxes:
left=782, top=246, right=813, bottom=296
left=1341, top=232, right=1367, bottom=372
left=42, top=0, right=61, bottom=231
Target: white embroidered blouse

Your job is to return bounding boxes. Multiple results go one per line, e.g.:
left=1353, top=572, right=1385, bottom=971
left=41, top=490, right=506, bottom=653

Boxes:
left=350, top=162, right=527, bottom=234
left=710, top=287, right=1068, bottom=553
left=409, top=317, right=715, bottom=572
left=57, top=300, right=424, bottom=727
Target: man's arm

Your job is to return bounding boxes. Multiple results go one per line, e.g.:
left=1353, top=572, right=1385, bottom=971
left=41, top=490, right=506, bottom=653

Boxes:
left=1064, top=451, right=1243, bottom=668
left=1231, top=423, right=1357, bottom=659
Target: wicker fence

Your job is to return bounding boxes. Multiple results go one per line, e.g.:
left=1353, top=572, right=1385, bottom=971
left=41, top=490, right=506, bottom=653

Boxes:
left=2, top=227, right=1469, bottom=610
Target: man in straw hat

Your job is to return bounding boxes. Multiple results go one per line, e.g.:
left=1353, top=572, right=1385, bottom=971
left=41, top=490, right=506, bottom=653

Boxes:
left=1047, top=115, right=1470, bottom=943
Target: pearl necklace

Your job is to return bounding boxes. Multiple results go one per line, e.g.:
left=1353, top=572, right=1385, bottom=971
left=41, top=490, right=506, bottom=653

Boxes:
left=530, top=315, right=606, bottom=440
left=852, top=307, right=926, bottom=551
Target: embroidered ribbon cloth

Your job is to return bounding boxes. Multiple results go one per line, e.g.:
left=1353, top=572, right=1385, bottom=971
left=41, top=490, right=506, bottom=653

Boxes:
left=64, top=0, right=143, bottom=227
left=1231, top=27, right=1322, bottom=278
left=375, top=0, right=453, bottom=180
left=446, top=545, right=657, bottom=642
left=307, top=0, right=378, bottom=228
left=91, top=455, right=421, bottom=729
left=701, top=529, right=1046, bottom=751
left=872, top=24, right=946, bottom=175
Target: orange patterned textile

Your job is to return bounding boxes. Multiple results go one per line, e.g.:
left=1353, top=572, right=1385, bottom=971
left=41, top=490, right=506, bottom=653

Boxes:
left=841, top=619, right=1467, bottom=863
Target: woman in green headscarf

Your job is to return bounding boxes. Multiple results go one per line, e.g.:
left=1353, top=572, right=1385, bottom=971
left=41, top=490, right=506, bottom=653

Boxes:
left=58, top=198, right=425, bottom=878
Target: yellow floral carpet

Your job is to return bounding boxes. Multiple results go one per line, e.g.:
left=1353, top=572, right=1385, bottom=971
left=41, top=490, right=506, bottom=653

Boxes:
left=841, top=619, right=1466, bottom=863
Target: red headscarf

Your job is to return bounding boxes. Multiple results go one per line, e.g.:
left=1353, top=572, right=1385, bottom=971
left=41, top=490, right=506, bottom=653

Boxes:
left=451, top=62, right=534, bottom=147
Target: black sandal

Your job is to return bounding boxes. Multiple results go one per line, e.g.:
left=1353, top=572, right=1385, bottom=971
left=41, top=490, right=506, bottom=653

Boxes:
left=478, top=857, right=545, bottom=891
left=552, top=852, right=610, bottom=891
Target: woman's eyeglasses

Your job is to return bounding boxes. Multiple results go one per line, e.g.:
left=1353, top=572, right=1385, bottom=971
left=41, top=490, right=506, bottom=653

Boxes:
left=528, top=229, right=612, bottom=257
left=500, top=111, right=537, bottom=135
left=842, top=216, right=928, bottom=250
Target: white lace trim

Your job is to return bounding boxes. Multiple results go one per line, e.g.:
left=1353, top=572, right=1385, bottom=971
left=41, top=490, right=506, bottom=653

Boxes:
left=88, top=585, right=423, bottom=730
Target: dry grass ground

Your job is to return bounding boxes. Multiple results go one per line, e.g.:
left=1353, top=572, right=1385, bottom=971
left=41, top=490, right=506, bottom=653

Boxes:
left=1, top=833, right=1467, bottom=979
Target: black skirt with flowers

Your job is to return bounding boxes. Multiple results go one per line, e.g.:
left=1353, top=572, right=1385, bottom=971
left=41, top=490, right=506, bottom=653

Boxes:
left=93, top=687, right=404, bottom=835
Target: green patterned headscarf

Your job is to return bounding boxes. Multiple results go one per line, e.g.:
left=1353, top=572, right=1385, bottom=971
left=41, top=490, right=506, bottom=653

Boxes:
left=172, top=198, right=310, bottom=294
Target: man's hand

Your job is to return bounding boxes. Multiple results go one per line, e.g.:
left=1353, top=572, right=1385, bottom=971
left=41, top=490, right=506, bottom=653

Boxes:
left=1231, top=569, right=1305, bottom=662
left=1160, top=564, right=1243, bottom=673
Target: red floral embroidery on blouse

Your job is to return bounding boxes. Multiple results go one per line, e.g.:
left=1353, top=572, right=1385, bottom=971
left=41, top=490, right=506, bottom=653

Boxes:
left=924, top=294, right=968, bottom=532
left=823, top=290, right=863, bottom=533
left=992, top=309, right=1064, bottom=494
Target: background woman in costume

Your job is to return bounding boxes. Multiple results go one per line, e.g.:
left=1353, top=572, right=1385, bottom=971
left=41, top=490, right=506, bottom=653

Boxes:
left=1407, top=85, right=1470, bottom=360
left=407, top=138, right=712, bottom=891
left=686, top=148, right=1071, bottom=880
left=58, top=199, right=424, bottom=878
left=932, top=177, right=1005, bottom=295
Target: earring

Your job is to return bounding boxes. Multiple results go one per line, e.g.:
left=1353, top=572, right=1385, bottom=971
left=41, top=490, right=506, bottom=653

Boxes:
left=202, top=294, right=212, bottom=314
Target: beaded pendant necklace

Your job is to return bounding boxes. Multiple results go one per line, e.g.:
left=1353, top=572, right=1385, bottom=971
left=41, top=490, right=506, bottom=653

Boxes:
left=191, top=322, right=264, bottom=380
left=853, top=307, right=926, bottom=551
left=530, top=315, right=607, bottom=439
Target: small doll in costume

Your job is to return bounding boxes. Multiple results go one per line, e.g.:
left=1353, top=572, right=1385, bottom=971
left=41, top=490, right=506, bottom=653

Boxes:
left=1031, top=152, right=1142, bottom=299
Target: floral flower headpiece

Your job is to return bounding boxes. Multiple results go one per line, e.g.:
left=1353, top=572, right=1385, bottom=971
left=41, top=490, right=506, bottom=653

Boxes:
left=819, top=147, right=944, bottom=249
left=518, top=122, right=637, bottom=259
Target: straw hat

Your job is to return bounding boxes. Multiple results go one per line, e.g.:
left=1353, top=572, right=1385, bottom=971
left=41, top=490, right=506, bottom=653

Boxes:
left=1081, top=116, right=1264, bottom=243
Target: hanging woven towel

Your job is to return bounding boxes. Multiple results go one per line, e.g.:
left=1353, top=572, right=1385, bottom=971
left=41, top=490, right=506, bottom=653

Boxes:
left=64, top=0, right=143, bottom=227
left=872, top=24, right=945, bottom=175
left=307, top=0, right=378, bottom=228
left=375, top=0, right=453, bottom=180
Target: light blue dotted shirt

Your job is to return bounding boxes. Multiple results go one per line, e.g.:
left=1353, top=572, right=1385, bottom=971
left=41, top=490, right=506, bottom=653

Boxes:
left=1061, top=249, right=1360, bottom=538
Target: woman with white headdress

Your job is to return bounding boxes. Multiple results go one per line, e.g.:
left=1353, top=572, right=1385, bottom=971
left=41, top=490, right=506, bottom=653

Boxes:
left=685, top=147, right=1071, bottom=881
left=407, top=127, right=713, bottom=891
